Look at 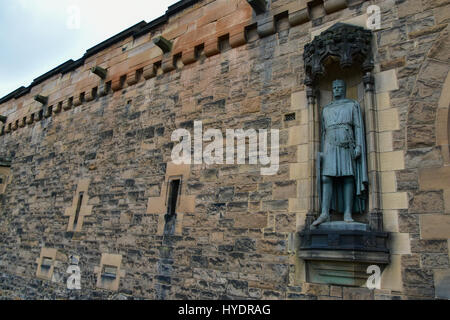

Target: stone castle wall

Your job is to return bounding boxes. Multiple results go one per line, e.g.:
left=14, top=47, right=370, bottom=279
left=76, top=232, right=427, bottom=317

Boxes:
left=0, top=0, right=449, bottom=299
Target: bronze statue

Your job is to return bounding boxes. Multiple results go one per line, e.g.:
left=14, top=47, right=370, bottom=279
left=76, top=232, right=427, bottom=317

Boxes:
left=312, top=79, right=368, bottom=227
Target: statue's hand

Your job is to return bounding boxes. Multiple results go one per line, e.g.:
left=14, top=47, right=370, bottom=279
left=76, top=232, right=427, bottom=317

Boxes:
left=353, top=146, right=361, bottom=159
left=318, top=152, right=324, bottom=161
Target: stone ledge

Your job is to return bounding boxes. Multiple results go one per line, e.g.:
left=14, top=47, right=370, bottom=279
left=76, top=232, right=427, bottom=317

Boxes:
left=299, top=249, right=390, bottom=264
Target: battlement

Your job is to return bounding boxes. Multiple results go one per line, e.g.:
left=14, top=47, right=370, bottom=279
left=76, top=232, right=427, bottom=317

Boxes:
left=1, top=0, right=448, bottom=300
left=0, top=0, right=358, bottom=135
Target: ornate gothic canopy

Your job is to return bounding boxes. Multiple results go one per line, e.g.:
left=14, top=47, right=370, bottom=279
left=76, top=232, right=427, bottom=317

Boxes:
left=304, top=23, right=374, bottom=86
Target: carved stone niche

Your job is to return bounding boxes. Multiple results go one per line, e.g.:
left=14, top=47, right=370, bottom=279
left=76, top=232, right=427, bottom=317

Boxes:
left=298, top=23, right=390, bottom=287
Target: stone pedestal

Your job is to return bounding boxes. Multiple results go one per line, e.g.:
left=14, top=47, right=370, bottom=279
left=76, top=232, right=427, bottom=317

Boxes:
left=299, top=222, right=390, bottom=286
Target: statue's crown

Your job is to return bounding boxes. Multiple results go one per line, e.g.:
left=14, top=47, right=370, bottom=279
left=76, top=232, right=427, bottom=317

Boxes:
left=332, top=79, right=346, bottom=87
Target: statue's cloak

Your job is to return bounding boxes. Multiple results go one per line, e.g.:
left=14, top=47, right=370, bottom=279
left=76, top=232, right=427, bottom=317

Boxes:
left=317, top=99, right=369, bottom=214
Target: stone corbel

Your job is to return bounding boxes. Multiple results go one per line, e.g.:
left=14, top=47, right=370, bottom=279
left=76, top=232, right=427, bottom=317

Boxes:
left=204, top=38, right=220, bottom=57
left=44, top=106, right=52, bottom=118
left=53, top=102, right=62, bottom=114
left=19, top=118, right=26, bottom=128
left=247, top=0, right=268, bottom=15
left=98, top=82, right=110, bottom=97
left=26, top=114, right=34, bottom=125
left=162, top=55, right=176, bottom=73
left=324, top=0, right=348, bottom=14
left=257, top=16, right=276, bottom=38
left=34, top=95, right=48, bottom=105
left=91, top=66, right=107, bottom=79
left=126, top=70, right=139, bottom=86
left=181, top=48, right=196, bottom=66
left=153, top=36, right=173, bottom=54
left=289, top=7, right=310, bottom=27
left=85, top=88, right=96, bottom=102
left=63, top=99, right=71, bottom=111
left=143, top=64, right=157, bottom=80
left=73, top=95, right=82, bottom=107
left=229, top=24, right=248, bottom=48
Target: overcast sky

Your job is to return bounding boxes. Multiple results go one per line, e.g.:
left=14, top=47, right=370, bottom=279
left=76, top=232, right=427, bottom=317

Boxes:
left=0, top=0, right=180, bottom=98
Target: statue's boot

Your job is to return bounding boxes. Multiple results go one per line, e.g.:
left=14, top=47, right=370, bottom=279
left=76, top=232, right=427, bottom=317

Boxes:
left=344, top=212, right=354, bottom=223
left=312, top=212, right=330, bottom=227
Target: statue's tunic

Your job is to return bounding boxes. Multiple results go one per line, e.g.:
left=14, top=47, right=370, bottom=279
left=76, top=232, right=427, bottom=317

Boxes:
left=321, top=99, right=362, bottom=177
left=319, top=98, right=369, bottom=213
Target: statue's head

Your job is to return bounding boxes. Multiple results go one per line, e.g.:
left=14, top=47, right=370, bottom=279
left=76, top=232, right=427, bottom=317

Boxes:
left=332, top=79, right=346, bottom=100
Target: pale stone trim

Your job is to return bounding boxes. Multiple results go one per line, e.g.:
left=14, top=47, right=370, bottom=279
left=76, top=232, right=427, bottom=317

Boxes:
left=35, top=248, right=57, bottom=281
left=64, top=179, right=93, bottom=232
left=94, top=253, right=125, bottom=292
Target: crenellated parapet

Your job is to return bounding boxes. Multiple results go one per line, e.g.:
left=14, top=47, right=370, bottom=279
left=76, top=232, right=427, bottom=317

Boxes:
left=0, top=0, right=361, bottom=136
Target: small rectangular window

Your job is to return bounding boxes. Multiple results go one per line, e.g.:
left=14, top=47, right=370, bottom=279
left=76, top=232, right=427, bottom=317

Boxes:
left=73, top=192, right=84, bottom=230
left=41, top=257, right=53, bottom=270
left=101, top=265, right=117, bottom=279
left=285, top=113, right=296, bottom=121
left=167, top=179, right=181, bottom=216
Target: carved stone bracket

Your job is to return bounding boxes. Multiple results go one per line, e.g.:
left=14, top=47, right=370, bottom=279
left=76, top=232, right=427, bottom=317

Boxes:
left=304, top=23, right=374, bottom=86
left=298, top=225, right=390, bottom=286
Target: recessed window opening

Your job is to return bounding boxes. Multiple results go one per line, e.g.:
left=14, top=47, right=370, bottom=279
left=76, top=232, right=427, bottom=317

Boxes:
left=73, top=191, right=84, bottom=230
left=101, top=265, right=117, bottom=279
left=167, top=178, right=181, bottom=217
left=41, top=257, right=53, bottom=270
left=285, top=113, right=296, bottom=121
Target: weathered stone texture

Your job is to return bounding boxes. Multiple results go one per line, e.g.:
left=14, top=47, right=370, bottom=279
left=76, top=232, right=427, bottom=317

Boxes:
left=0, top=0, right=449, bottom=300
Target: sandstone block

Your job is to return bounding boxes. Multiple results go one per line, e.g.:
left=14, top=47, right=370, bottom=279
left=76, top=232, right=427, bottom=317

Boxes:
left=420, top=214, right=450, bottom=239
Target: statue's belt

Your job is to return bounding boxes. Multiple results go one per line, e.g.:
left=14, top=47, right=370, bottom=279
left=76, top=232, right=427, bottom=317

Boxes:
left=326, top=123, right=352, bottom=130
left=325, top=124, right=355, bottom=148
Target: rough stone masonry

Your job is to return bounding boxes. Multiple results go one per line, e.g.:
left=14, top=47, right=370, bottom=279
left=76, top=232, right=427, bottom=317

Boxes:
left=0, top=0, right=449, bottom=300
